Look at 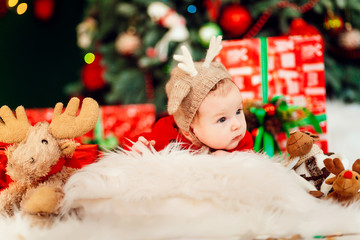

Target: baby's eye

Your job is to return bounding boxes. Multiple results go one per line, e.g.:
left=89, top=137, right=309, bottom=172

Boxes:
left=217, top=117, right=226, bottom=123
left=236, top=109, right=242, bottom=115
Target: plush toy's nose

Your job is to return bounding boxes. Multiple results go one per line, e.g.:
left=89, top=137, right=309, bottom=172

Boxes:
left=344, top=170, right=353, bottom=179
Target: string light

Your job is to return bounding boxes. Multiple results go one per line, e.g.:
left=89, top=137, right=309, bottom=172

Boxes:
left=84, top=53, right=95, bottom=64
left=8, top=0, right=18, bottom=8
left=16, top=3, right=27, bottom=15
left=187, top=5, right=197, bottom=14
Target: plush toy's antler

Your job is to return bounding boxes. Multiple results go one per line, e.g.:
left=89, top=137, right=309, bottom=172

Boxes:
left=324, top=158, right=345, bottom=185
left=352, top=159, right=360, bottom=173
left=324, top=158, right=345, bottom=176
left=0, top=105, right=31, bottom=143
left=202, top=35, right=222, bottom=68
left=50, top=97, right=99, bottom=139
left=173, top=46, right=198, bottom=77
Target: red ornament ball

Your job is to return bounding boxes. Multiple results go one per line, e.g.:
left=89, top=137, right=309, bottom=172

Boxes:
left=219, top=4, right=252, bottom=37
left=263, top=103, right=276, bottom=116
left=81, top=53, right=106, bottom=91
left=323, top=15, right=344, bottom=35
left=289, top=18, right=320, bottom=36
left=34, top=0, right=55, bottom=21
left=146, top=47, right=157, bottom=58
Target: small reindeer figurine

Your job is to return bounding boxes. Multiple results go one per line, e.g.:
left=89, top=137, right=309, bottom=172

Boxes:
left=0, top=97, right=99, bottom=217
left=323, top=158, right=360, bottom=205
left=285, top=131, right=333, bottom=196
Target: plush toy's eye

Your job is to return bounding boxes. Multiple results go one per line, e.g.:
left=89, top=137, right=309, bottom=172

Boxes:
left=30, top=158, right=35, bottom=163
left=356, top=176, right=359, bottom=180
left=42, top=139, right=48, bottom=144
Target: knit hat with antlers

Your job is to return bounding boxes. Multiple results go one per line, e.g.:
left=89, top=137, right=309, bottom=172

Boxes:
left=165, top=36, right=232, bottom=139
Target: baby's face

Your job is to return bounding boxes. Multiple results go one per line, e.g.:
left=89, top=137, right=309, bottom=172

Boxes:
left=191, top=83, right=247, bottom=150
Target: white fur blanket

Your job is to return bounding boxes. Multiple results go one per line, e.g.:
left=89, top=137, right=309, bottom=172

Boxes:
left=2, top=148, right=360, bottom=240
left=1, top=101, right=360, bottom=240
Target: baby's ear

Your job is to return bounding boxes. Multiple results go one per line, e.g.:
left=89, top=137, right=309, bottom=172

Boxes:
left=181, top=130, right=194, bottom=143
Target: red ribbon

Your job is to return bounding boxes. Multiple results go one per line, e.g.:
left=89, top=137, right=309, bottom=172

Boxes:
left=0, top=143, right=98, bottom=191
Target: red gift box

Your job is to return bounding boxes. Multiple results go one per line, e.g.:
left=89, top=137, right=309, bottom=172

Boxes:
left=77, top=104, right=156, bottom=147
left=24, top=103, right=156, bottom=148
left=217, top=35, right=327, bottom=153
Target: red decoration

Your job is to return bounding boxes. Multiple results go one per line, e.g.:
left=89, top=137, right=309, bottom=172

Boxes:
left=289, top=18, right=321, bottom=36
left=251, top=128, right=259, bottom=139
left=344, top=170, right=353, bottom=179
left=94, top=105, right=156, bottom=146
left=34, top=0, right=55, bottom=21
left=217, top=35, right=328, bottom=153
left=204, top=0, right=222, bottom=21
left=243, top=0, right=320, bottom=39
left=219, top=4, right=252, bottom=37
left=0, top=143, right=12, bottom=191
left=0, top=143, right=98, bottom=191
left=81, top=53, right=106, bottom=91
left=263, top=103, right=276, bottom=116
left=1, top=104, right=156, bottom=151
left=146, top=47, right=157, bottom=58
left=323, top=15, right=344, bottom=35
left=0, top=0, right=7, bottom=17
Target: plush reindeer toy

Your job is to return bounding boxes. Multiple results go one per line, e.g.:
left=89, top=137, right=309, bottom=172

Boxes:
left=323, top=158, right=360, bottom=205
left=0, top=97, right=99, bottom=217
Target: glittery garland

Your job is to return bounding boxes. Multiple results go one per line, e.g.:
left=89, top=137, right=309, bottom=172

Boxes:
left=243, top=0, right=320, bottom=39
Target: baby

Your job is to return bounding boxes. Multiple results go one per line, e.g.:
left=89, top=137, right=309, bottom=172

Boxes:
left=131, top=36, right=253, bottom=155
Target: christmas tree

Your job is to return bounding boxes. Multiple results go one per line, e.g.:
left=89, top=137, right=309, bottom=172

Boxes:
left=67, top=0, right=360, bottom=113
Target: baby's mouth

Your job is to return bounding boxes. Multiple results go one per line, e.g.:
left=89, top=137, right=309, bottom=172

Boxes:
left=232, top=135, right=241, bottom=142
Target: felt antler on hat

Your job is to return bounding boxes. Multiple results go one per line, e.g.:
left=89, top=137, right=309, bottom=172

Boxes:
left=202, top=35, right=223, bottom=68
left=173, top=46, right=198, bottom=77
left=165, top=35, right=231, bottom=137
left=167, top=36, right=224, bottom=115
left=167, top=46, right=194, bottom=115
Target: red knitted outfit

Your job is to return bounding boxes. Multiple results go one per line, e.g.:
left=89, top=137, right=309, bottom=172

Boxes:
left=128, top=115, right=253, bottom=152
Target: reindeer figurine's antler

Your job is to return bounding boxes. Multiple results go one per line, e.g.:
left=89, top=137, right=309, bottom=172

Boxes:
left=0, top=105, right=31, bottom=143
left=50, top=97, right=99, bottom=139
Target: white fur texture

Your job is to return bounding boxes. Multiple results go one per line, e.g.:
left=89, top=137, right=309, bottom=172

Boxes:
left=59, top=146, right=360, bottom=239
left=1, top=100, right=360, bottom=240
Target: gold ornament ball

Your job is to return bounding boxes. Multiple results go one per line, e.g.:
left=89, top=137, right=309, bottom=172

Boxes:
left=115, top=32, right=141, bottom=55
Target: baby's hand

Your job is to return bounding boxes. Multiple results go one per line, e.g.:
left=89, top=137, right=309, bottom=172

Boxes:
left=211, top=150, right=229, bottom=156
left=132, top=136, right=156, bottom=155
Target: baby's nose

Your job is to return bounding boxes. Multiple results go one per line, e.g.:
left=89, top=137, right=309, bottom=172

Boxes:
left=231, top=117, right=241, bottom=130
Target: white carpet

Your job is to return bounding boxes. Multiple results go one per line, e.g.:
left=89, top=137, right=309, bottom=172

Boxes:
left=0, top=100, right=360, bottom=240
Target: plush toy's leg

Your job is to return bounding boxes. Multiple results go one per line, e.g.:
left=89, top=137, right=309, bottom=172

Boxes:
left=0, top=183, right=27, bottom=216
left=22, top=186, right=64, bottom=216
